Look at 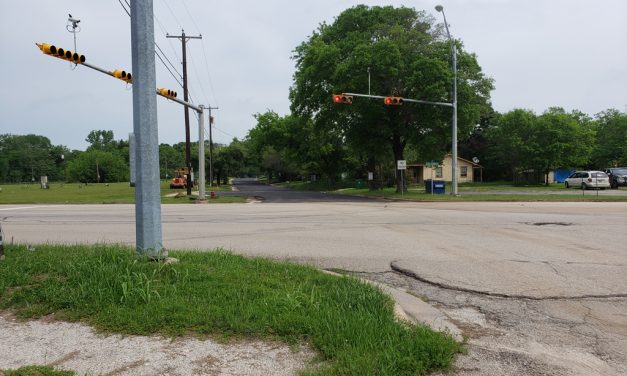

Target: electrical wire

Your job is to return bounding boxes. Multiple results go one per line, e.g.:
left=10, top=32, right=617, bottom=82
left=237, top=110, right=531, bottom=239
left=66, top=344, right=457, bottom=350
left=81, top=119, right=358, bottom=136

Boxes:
left=159, top=0, right=183, bottom=30
left=188, top=53, right=210, bottom=108
left=180, top=0, right=219, bottom=107
left=116, top=0, right=217, bottom=117
left=117, top=0, right=184, bottom=89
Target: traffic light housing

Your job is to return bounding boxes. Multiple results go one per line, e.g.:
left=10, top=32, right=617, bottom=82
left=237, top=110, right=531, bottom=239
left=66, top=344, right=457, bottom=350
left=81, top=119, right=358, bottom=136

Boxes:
left=384, top=97, right=404, bottom=106
left=332, top=94, right=353, bottom=104
left=113, top=69, right=132, bottom=84
left=37, top=43, right=85, bottom=64
left=159, top=88, right=178, bottom=99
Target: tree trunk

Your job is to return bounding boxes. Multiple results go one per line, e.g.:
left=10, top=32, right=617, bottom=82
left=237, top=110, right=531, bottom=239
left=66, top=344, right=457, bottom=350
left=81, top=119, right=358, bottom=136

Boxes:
left=392, top=134, right=406, bottom=193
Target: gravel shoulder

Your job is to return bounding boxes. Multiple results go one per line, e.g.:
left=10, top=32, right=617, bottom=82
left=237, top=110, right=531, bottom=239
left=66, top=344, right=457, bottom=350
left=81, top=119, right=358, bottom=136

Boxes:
left=0, top=312, right=314, bottom=376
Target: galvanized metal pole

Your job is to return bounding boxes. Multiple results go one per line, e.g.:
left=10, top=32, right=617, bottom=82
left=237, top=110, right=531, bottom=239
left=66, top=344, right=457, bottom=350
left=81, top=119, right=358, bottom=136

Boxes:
left=130, top=0, right=164, bottom=257
left=129, top=132, right=136, bottom=187
left=208, top=108, right=213, bottom=187
left=435, top=5, right=459, bottom=196
left=452, top=43, right=458, bottom=196
left=198, top=107, right=206, bottom=200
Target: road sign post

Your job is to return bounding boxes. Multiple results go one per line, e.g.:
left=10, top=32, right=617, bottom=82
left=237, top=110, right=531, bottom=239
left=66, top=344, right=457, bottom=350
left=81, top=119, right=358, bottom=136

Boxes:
left=397, top=160, right=406, bottom=197
left=425, top=160, right=440, bottom=195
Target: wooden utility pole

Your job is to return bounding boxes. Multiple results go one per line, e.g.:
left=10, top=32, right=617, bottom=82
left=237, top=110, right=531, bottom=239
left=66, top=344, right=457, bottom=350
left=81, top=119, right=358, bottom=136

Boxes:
left=167, top=29, right=201, bottom=195
left=206, top=106, right=218, bottom=186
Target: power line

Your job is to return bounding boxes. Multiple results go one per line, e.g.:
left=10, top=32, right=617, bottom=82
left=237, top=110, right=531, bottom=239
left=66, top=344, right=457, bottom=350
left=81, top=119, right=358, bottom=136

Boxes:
left=200, top=42, right=219, bottom=107
left=159, top=0, right=183, bottom=30
left=117, top=0, right=184, bottom=89
left=180, top=0, right=219, bottom=107
left=188, top=52, right=209, bottom=106
left=181, top=0, right=202, bottom=36
left=213, top=126, right=237, bottom=140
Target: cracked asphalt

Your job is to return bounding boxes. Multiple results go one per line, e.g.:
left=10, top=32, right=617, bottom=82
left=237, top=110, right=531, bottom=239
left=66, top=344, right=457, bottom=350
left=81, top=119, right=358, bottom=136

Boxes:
left=1, top=179, right=625, bottom=375
left=358, top=270, right=626, bottom=376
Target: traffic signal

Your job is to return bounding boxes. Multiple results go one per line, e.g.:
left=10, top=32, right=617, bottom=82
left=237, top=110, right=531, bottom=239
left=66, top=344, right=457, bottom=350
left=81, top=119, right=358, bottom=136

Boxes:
left=159, top=88, right=178, bottom=99
left=384, top=97, right=404, bottom=106
left=113, top=69, right=132, bottom=84
left=37, top=43, right=85, bottom=64
left=332, top=94, right=353, bottom=104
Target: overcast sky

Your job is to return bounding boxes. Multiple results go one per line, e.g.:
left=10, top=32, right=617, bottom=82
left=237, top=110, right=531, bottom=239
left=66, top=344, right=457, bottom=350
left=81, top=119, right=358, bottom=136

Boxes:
left=1, top=0, right=625, bottom=150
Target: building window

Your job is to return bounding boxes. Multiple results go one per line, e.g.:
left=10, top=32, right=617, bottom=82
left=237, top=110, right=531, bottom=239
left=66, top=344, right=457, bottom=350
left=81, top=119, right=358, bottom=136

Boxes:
left=461, top=166, right=468, bottom=177
left=435, top=167, right=443, bottom=178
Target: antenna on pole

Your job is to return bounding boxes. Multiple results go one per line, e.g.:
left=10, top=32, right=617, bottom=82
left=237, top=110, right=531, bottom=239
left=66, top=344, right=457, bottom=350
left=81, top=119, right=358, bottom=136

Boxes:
left=67, top=14, right=81, bottom=69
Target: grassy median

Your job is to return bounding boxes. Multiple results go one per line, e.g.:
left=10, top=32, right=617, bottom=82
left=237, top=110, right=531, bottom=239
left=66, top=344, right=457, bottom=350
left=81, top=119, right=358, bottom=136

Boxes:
left=1, top=365, right=75, bottom=376
left=0, top=182, right=245, bottom=205
left=0, top=245, right=460, bottom=376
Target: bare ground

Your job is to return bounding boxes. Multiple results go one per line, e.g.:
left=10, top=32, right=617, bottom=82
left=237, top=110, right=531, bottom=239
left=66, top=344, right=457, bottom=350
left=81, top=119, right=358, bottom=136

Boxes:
left=0, top=312, right=314, bottom=375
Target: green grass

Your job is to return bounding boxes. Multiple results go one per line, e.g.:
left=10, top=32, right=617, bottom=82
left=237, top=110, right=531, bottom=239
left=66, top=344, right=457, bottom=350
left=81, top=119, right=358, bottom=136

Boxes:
left=333, top=186, right=627, bottom=202
left=1, top=365, right=74, bottom=376
left=0, top=245, right=460, bottom=376
left=457, top=181, right=565, bottom=191
left=0, top=182, right=246, bottom=205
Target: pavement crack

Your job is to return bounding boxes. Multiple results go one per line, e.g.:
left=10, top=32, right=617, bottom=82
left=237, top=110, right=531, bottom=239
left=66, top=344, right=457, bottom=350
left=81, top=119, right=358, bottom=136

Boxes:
left=390, top=262, right=627, bottom=301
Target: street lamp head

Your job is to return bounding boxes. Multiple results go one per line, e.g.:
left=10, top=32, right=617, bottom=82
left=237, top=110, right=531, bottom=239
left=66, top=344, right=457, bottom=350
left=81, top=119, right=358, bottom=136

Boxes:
left=435, top=5, right=444, bottom=12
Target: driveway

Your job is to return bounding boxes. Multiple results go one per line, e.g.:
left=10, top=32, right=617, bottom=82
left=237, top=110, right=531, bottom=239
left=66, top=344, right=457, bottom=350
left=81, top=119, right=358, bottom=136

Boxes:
left=224, top=178, right=374, bottom=203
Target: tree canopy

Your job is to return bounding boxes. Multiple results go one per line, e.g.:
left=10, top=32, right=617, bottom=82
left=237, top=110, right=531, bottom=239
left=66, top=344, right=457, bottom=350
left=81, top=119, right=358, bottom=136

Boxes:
left=290, top=5, right=493, bottom=191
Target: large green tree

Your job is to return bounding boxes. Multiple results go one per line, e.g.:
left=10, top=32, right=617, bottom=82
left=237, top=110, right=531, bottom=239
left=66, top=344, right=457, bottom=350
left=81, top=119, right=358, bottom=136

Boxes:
left=290, top=5, right=493, bottom=191
left=591, top=109, right=627, bottom=167
left=0, top=134, right=69, bottom=183
left=66, top=149, right=128, bottom=183
left=486, top=108, right=594, bottom=183
left=246, top=111, right=353, bottom=182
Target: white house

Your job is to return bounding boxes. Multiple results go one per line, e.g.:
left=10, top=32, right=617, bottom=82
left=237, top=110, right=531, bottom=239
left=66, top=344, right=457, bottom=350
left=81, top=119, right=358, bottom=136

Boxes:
left=407, top=155, right=482, bottom=183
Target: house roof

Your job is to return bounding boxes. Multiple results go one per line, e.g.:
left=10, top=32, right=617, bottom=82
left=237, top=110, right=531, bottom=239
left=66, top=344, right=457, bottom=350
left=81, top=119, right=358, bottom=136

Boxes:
left=407, top=154, right=482, bottom=168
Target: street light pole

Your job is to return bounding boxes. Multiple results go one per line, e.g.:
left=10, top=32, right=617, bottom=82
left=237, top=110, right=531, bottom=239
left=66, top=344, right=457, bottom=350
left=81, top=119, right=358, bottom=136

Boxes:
left=435, top=5, right=458, bottom=196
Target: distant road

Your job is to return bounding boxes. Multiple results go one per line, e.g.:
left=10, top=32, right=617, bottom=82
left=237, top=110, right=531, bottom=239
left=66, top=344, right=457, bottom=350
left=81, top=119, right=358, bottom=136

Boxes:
left=227, top=178, right=375, bottom=203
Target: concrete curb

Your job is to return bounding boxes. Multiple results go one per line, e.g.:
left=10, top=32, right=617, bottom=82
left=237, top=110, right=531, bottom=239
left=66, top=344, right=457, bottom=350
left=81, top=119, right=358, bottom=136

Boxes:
left=321, top=270, right=462, bottom=341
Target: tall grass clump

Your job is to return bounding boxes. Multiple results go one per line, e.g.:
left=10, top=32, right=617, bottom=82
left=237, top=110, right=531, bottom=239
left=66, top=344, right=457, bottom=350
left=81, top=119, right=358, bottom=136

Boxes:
left=0, top=244, right=460, bottom=375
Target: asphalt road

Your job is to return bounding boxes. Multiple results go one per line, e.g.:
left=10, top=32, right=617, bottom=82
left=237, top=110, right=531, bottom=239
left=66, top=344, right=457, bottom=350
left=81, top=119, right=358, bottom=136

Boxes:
left=1, top=180, right=626, bottom=375
left=226, top=178, right=376, bottom=202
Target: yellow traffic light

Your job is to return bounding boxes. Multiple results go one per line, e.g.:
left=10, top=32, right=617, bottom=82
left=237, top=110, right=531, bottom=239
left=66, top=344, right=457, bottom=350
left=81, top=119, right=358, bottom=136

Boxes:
left=113, top=69, right=132, bottom=83
left=38, top=43, right=57, bottom=55
left=36, top=43, right=85, bottom=64
left=158, top=88, right=178, bottom=99
left=332, top=94, right=353, bottom=104
left=384, top=97, right=404, bottom=106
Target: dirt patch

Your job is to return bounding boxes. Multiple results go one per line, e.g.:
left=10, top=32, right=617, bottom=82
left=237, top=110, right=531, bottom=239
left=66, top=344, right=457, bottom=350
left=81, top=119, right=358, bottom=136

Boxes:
left=0, top=312, right=314, bottom=376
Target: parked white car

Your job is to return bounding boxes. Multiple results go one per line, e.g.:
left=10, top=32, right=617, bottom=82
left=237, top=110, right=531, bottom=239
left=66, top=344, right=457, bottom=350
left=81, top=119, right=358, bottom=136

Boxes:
left=564, top=171, right=610, bottom=190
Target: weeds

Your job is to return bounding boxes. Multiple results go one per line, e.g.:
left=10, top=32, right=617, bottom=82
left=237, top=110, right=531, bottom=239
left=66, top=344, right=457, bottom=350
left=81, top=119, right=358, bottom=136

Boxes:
left=0, top=244, right=460, bottom=376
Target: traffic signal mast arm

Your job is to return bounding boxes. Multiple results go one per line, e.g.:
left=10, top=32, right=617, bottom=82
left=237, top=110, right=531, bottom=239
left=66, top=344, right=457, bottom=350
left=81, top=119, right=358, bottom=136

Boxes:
left=156, top=88, right=201, bottom=112
left=36, top=43, right=201, bottom=113
left=342, top=92, right=454, bottom=108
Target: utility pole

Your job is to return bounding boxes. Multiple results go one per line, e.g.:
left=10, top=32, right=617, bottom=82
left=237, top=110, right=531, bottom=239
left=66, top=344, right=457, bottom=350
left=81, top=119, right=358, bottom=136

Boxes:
left=206, top=106, right=219, bottom=187
left=167, top=30, right=201, bottom=196
left=131, top=0, right=163, bottom=257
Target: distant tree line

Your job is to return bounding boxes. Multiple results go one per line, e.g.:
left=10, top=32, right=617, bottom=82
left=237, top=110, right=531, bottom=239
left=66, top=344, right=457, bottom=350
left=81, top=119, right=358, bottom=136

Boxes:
left=2, top=6, right=625, bottom=186
left=1, top=106, right=624, bottom=186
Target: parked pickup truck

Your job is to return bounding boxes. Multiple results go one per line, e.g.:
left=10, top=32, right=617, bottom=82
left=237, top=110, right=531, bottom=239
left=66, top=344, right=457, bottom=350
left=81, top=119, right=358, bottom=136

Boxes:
left=604, top=167, right=627, bottom=189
